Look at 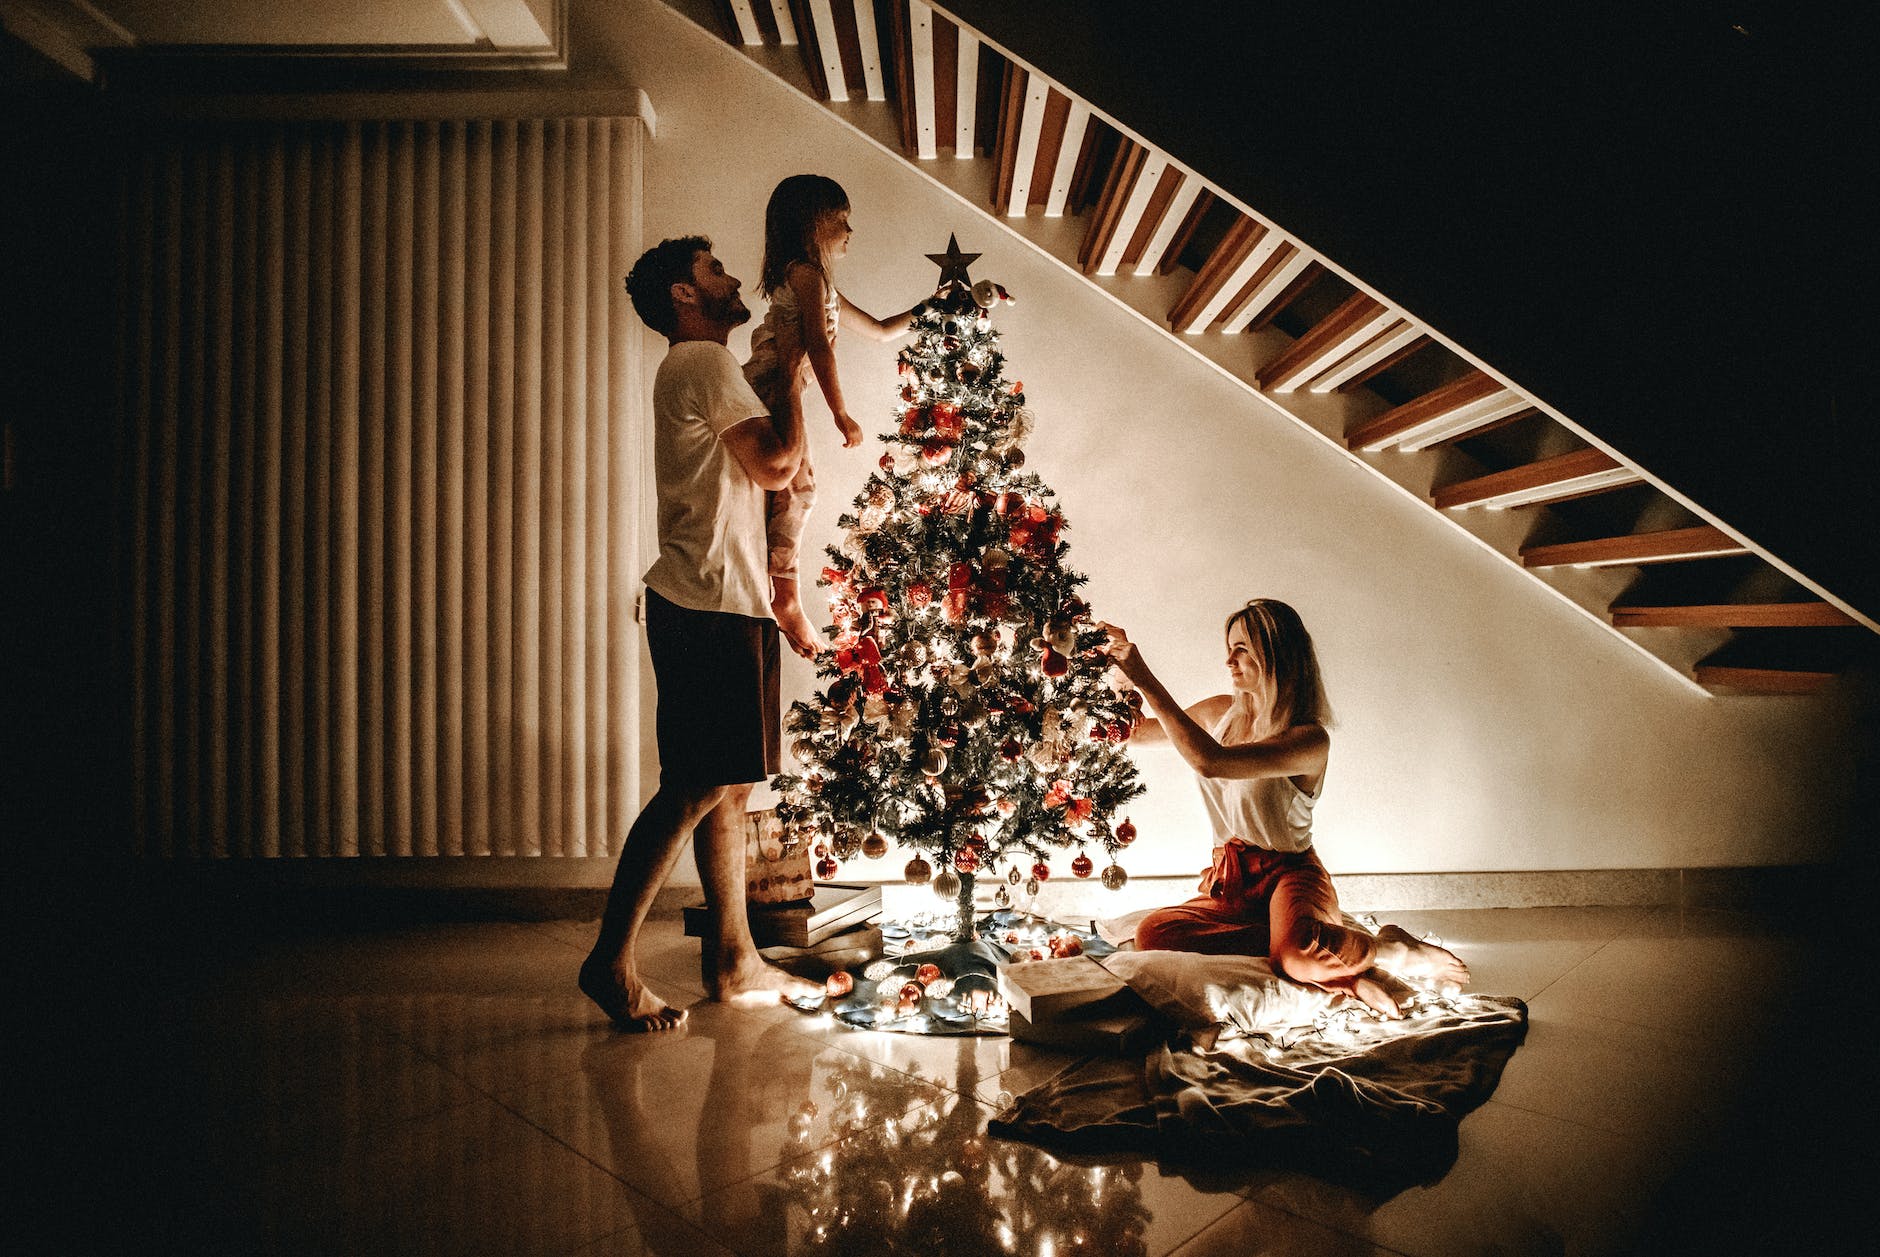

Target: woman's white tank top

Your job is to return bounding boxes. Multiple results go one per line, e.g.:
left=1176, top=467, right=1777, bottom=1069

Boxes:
left=1193, top=708, right=1320, bottom=853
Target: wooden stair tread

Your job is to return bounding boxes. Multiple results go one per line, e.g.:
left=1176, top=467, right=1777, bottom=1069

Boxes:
left=1520, top=525, right=1749, bottom=569
left=1255, top=292, right=1399, bottom=393
left=1611, top=602, right=1857, bottom=628
left=1692, top=664, right=1835, bottom=695
left=1435, top=448, right=1640, bottom=510
left=1347, top=369, right=1528, bottom=451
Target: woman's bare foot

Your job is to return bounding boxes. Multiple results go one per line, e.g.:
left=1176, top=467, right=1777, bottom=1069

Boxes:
left=770, top=595, right=820, bottom=660
left=1373, top=923, right=1471, bottom=988
left=1348, top=969, right=1415, bottom=1019
left=709, top=950, right=825, bottom=1006
left=579, top=957, right=688, bottom=1033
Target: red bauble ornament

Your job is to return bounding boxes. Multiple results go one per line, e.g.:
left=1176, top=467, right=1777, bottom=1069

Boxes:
left=915, top=963, right=943, bottom=986
left=1065, top=797, right=1093, bottom=824
left=906, top=579, right=933, bottom=608
left=825, top=970, right=854, bottom=998
left=904, top=855, right=933, bottom=884
left=1116, top=818, right=1137, bottom=845
left=954, top=846, right=979, bottom=873
left=815, top=856, right=839, bottom=880
left=999, top=737, right=1023, bottom=762
left=861, top=832, right=889, bottom=859
left=1031, top=860, right=1051, bottom=882
left=1071, top=853, right=1094, bottom=879
left=879, top=452, right=896, bottom=473
left=1042, top=779, right=1073, bottom=809
left=920, top=438, right=953, bottom=466
left=898, top=980, right=925, bottom=1007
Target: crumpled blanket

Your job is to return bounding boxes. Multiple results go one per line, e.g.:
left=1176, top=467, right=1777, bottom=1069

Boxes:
left=991, top=987, right=1528, bottom=1187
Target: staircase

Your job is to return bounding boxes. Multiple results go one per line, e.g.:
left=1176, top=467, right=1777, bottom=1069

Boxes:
left=684, top=0, right=1875, bottom=695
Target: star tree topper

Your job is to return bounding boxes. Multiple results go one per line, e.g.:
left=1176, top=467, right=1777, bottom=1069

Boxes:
left=925, top=233, right=982, bottom=289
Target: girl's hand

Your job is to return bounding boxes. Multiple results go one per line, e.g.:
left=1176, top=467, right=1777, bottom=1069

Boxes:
left=835, top=411, right=864, bottom=448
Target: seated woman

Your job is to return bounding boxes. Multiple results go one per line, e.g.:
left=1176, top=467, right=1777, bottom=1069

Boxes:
left=1099, top=599, right=1469, bottom=1018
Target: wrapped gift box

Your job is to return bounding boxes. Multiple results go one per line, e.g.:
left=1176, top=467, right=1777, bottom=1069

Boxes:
left=996, top=953, right=1127, bottom=1022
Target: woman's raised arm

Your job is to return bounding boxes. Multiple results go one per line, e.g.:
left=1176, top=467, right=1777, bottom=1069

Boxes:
left=1098, top=622, right=1327, bottom=781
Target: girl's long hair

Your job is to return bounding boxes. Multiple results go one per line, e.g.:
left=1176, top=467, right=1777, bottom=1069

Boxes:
left=760, top=174, right=850, bottom=295
left=1225, top=599, right=1333, bottom=738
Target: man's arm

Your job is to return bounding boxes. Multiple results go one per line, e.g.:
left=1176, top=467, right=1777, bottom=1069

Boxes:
left=718, top=387, right=805, bottom=491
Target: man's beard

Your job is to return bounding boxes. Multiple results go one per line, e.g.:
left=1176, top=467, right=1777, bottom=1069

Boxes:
left=703, top=290, right=750, bottom=327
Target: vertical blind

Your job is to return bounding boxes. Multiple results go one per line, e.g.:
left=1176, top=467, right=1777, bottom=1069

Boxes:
left=125, top=114, right=647, bottom=858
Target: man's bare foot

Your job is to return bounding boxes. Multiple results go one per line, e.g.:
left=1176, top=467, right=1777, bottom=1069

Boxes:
left=709, top=951, right=824, bottom=1006
left=579, top=957, right=688, bottom=1033
left=1348, top=968, right=1415, bottom=1019
left=1374, top=923, right=1471, bottom=987
left=771, top=597, right=820, bottom=660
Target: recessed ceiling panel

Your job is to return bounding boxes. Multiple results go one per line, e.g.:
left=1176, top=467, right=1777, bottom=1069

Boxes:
left=85, top=0, right=553, bottom=49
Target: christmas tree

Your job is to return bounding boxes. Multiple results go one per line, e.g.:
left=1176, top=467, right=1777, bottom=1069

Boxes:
left=774, top=236, right=1145, bottom=942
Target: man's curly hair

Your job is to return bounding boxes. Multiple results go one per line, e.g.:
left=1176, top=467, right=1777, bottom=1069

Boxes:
left=624, top=235, right=711, bottom=337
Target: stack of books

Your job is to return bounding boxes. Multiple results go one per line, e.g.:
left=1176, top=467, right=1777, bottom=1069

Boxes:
left=684, top=881, right=882, bottom=949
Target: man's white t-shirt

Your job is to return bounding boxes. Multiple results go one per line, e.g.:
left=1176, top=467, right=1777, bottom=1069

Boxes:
left=642, top=340, right=774, bottom=621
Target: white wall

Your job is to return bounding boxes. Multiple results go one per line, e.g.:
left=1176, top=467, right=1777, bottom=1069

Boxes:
left=586, top=0, right=1862, bottom=882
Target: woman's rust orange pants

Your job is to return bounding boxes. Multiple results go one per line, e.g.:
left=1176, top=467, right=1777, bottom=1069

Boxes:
left=1135, top=840, right=1376, bottom=994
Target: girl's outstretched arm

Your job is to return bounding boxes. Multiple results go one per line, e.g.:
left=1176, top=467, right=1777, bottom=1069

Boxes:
left=1097, top=622, right=1328, bottom=781
left=837, top=292, right=921, bottom=343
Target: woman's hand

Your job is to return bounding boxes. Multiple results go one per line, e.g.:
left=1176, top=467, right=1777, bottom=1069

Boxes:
left=1096, top=621, right=1147, bottom=684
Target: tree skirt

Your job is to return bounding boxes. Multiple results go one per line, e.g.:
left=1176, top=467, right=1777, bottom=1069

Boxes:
left=785, top=911, right=1116, bottom=1036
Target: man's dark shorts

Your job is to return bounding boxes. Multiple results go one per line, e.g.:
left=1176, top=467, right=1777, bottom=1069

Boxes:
left=644, top=587, right=781, bottom=787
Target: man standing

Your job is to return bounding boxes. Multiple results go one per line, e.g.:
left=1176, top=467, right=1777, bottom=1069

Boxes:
left=581, top=236, right=821, bottom=1029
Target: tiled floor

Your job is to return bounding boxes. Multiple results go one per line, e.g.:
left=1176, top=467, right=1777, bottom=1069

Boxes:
left=41, top=900, right=1868, bottom=1255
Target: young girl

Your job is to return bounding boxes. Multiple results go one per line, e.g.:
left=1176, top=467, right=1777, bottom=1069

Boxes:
left=1098, top=600, right=1470, bottom=1018
left=745, top=174, right=920, bottom=658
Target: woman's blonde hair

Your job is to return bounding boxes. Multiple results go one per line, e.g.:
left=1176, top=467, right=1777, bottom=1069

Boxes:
left=1225, top=598, right=1333, bottom=733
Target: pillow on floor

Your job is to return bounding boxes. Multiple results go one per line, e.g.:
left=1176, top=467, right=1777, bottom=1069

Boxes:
left=1100, top=950, right=1335, bottom=1046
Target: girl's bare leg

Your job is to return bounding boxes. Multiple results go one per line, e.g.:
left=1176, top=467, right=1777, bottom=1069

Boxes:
left=769, top=575, right=819, bottom=660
